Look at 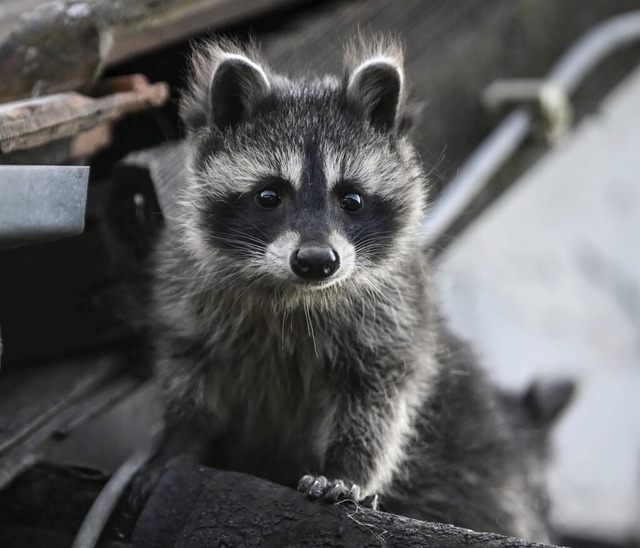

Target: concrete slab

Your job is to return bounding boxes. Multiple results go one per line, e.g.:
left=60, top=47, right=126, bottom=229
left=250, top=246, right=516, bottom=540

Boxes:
left=437, top=64, right=640, bottom=540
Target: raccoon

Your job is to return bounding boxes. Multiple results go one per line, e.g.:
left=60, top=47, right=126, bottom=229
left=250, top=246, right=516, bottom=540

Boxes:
left=143, top=35, right=570, bottom=542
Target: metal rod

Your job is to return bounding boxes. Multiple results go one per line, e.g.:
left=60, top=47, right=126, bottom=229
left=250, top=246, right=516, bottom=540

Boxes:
left=420, top=108, right=532, bottom=248
left=420, top=11, right=640, bottom=251
left=550, top=12, right=640, bottom=91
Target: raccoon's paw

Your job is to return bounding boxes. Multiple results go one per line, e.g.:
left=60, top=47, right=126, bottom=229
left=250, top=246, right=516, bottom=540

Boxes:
left=297, top=474, right=379, bottom=509
left=298, top=474, right=360, bottom=502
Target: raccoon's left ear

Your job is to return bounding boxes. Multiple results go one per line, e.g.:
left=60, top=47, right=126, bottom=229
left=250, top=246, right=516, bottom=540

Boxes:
left=345, top=56, right=405, bottom=133
left=207, top=53, right=271, bottom=130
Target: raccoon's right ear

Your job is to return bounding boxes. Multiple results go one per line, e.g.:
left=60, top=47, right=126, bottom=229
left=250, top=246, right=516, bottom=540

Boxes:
left=523, top=378, right=576, bottom=430
left=346, top=57, right=404, bottom=133
left=344, top=36, right=407, bottom=133
left=206, top=53, right=271, bottom=130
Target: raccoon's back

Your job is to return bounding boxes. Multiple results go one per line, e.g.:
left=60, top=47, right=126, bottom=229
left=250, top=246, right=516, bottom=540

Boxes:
left=383, top=327, right=551, bottom=541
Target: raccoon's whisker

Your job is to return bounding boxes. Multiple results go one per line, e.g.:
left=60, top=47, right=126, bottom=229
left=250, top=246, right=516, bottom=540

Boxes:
left=167, top=263, right=252, bottom=291
left=280, top=310, right=288, bottom=350
left=215, top=224, right=269, bottom=243
left=211, top=233, right=266, bottom=249
left=423, top=144, right=448, bottom=185
left=235, top=272, right=268, bottom=300
left=354, top=229, right=396, bottom=239
left=161, top=208, right=193, bottom=222
left=165, top=261, right=246, bottom=283
left=204, top=277, right=243, bottom=293
left=209, top=267, right=268, bottom=294
left=355, top=229, right=396, bottom=238
left=218, top=233, right=267, bottom=248
left=303, top=302, right=318, bottom=358
left=359, top=275, right=391, bottom=306
left=210, top=244, right=265, bottom=258
left=164, top=273, right=215, bottom=281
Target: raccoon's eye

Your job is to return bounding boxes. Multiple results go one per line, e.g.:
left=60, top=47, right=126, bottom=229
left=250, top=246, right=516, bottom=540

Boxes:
left=340, top=192, right=363, bottom=213
left=256, top=189, right=281, bottom=208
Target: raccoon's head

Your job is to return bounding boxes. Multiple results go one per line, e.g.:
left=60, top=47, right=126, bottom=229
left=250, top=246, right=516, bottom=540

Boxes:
left=179, top=36, right=428, bottom=298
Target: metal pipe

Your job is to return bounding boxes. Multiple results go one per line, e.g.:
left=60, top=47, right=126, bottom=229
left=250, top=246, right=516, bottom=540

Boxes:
left=420, top=108, right=532, bottom=249
left=420, top=11, right=640, bottom=251
left=550, top=12, right=640, bottom=91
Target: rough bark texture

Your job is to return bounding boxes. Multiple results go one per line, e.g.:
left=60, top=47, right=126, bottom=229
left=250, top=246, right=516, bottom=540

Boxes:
left=133, top=462, right=560, bottom=548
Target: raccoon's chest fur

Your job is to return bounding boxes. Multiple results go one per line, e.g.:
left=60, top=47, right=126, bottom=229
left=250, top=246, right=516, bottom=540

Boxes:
left=200, top=305, right=341, bottom=484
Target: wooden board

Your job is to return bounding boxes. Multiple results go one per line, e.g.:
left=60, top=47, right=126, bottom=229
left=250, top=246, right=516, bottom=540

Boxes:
left=0, top=0, right=310, bottom=102
left=0, top=354, right=143, bottom=489
left=0, top=75, right=168, bottom=154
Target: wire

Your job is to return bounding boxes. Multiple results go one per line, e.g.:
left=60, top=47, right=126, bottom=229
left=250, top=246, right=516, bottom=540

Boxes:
left=71, top=433, right=161, bottom=548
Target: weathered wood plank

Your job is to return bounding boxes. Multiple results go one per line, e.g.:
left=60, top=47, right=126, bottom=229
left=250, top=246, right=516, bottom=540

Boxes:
left=0, top=354, right=142, bottom=489
left=0, top=0, right=310, bottom=102
left=0, top=75, right=168, bottom=154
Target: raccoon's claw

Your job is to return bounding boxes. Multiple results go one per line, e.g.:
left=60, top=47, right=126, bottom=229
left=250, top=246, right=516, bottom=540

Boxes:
left=360, top=493, right=380, bottom=510
left=298, top=474, right=374, bottom=506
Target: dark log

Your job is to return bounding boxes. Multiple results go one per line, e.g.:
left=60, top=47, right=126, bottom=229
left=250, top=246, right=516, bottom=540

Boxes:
left=133, top=462, right=560, bottom=548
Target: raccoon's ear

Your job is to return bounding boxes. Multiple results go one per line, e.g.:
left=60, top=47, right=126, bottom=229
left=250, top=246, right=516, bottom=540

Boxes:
left=207, top=53, right=271, bottom=130
left=345, top=56, right=405, bottom=133
left=523, top=378, right=576, bottom=430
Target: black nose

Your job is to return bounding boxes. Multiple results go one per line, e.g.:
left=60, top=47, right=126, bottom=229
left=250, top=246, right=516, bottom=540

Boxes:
left=291, top=246, right=340, bottom=280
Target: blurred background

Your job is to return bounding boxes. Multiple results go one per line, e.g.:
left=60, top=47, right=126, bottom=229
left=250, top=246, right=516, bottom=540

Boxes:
left=0, top=1, right=639, bottom=547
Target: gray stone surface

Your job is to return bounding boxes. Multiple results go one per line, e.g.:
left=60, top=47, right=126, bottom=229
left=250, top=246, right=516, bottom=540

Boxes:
left=437, top=65, right=640, bottom=540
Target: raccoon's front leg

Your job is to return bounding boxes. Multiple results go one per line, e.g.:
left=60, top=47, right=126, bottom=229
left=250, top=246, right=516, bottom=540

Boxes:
left=298, top=383, right=417, bottom=509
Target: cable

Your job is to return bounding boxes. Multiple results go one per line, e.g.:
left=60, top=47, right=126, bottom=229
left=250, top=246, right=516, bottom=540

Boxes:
left=71, top=433, right=161, bottom=548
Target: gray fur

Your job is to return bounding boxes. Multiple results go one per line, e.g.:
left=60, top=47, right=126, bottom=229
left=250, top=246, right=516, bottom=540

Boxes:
left=145, top=35, right=566, bottom=543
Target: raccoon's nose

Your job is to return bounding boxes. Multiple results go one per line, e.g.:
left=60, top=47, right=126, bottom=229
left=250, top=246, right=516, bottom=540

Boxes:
left=291, top=246, right=340, bottom=280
